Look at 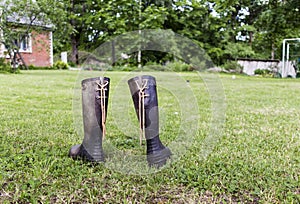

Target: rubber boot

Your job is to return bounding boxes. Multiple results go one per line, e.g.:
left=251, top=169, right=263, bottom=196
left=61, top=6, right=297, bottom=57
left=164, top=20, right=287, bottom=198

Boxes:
left=128, top=75, right=171, bottom=167
left=69, top=77, right=110, bottom=162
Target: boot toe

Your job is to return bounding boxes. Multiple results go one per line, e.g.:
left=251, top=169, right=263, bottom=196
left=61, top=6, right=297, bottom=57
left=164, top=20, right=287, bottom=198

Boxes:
left=147, top=147, right=171, bottom=168
left=69, top=144, right=81, bottom=158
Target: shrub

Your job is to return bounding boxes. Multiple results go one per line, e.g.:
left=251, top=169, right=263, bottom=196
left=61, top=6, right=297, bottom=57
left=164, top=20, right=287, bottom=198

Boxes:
left=143, top=62, right=165, bottom=71
left=166, top=61, right=192, bottom=72
left=254, top=69, right=264, bottom=75
left=121, top=66, right=136, bottom=71
left=0, top=58, right=12, bottom=73
left=68, top=61, right=76, bottom=67
left=254, top=69, right=273, bottom=77
left=53, top=61, right=69, bottom=70
left=222, top=61, right=243, bottom=73
left=28, top=64, right=35, bottom=70
left=27, top=65, right=53, bottom=70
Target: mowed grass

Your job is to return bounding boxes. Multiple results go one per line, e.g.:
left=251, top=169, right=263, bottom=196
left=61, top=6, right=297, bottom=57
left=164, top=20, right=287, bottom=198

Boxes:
left=0, top=70, right=299, bottom=203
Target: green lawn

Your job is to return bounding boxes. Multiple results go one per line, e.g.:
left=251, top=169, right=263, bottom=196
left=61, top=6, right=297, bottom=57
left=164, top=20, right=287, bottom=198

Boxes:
left=0, top=70, right=299, bottom=203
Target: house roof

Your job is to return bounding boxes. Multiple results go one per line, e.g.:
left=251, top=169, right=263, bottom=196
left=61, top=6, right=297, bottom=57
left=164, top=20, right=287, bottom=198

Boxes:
left=6, top=15, right=53, bottom=29
left=0, top=0, right=53, bottom=29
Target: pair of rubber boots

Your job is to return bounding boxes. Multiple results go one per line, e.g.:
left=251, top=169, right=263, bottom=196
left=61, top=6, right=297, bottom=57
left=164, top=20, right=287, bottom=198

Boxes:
left=69, top=75, right=171, bottom=168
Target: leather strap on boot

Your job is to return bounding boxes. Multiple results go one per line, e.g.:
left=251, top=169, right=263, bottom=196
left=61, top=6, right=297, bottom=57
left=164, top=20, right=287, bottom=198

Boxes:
left=134, top=78, right=149, bottom=145
left=95, top=78, right=109, bottom=139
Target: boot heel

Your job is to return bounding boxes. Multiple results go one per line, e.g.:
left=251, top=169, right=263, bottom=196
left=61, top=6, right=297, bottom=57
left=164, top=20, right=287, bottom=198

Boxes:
left=147, top=147, right=171, bottom=168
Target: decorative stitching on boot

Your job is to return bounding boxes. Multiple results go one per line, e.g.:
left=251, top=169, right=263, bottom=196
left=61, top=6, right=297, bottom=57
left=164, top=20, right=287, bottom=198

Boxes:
left=135, top=79, right=149, bottom=145
left=95, top=78, right=109, bottom=140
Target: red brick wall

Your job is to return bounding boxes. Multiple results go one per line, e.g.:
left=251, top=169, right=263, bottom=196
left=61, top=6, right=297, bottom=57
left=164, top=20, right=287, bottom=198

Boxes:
left=21, top=30, right=52, bottom=67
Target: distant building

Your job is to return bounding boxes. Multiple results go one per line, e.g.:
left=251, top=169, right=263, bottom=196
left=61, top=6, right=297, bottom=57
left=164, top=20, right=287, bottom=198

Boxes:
left=0, top=2, right=53, bottom=67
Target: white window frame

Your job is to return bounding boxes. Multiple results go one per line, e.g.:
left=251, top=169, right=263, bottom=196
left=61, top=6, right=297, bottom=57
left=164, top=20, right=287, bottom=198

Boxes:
left=2, top=33, right=32, bottom=54
left=16, top=33, right=32, bottom=53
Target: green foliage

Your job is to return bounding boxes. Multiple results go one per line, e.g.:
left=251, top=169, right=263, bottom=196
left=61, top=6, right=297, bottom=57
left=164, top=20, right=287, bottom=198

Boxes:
left=166, top=61, right=193, bottom=72
left=95, top=60, right=195, bottom=72
left=140, top=6, right=168, bottom=29
left=207, top=48, right=224, bottom=66
left=0, top=58, right=11, bottom=73
left=4, top=0, right=299, bottom=67
left=53, top=61, right=69, bottom=70
left=27, top=65, right=53, bottom=70
left=67, top=61, right=76, bottom=68
left=222, top=61, right=243, bottom=73
left=49, top=0, right=300, bottom=67
left=133, top=61, right=194, bottom=72
left=142, top=61, right=164, bottom=71
left=254, top=69, right=274, bottom=77
left=254, top=69, right=267, bottom=75
left=224, top=42, right=256, bottom=60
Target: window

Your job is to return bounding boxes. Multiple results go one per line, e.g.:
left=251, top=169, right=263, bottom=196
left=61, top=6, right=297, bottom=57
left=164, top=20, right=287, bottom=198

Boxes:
left=3, top=33, right=32, bottom=54
left=14, top=34, right=32, bottom=52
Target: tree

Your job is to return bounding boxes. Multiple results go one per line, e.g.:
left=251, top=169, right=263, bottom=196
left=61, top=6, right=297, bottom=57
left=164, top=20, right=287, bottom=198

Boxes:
left=89, top=0, right=174, bottom=65
left=68, top=0, right=92, bottom=64
left=206, top=0, right=299, bottom=61
left=252, top=0, right=299, bottom=59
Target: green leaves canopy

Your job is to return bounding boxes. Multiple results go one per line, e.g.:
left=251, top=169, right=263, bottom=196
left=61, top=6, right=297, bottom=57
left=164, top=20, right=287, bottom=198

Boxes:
left=2, top=0, right=299, bottom=65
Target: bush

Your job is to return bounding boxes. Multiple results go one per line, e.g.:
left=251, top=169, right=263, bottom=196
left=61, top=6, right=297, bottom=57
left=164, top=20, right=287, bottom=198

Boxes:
left=68, top=61, right=76, bottom=67
left=143, top=62, right=165, bottom=71
left=27, top=65, right=53, bottom=70
left=222, top=61, right=243, bottom=73
left=53, top=61, right=69, bottom=70
left=166, top=61, right=192, bottom=72
left=254, top=69, right=264, bottom=75
left=0, top=58, right=12, bottom=73
left=254, top=69, right=272, bottom=77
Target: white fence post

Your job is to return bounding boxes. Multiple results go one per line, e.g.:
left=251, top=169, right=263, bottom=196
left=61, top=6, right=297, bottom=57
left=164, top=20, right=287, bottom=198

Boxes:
left=61, top=52, right=68, bottom=64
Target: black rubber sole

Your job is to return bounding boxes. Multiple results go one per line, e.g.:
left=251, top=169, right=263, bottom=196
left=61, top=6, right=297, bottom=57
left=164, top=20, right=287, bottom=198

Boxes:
left=147, top=147, right=171, bottom=168
left=69, top=144, right=105, bottom=163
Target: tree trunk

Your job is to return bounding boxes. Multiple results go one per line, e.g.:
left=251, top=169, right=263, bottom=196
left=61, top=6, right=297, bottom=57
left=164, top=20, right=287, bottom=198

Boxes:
left=249, top=31, right=253, bottom=47
left=12, top=51, right=17, bottom=72
left=271, top=43, right=275, bottom=60
left=16, top=49, right=27, bottom=70
left=71, top=35, right=79, bottom=65
left=70, top=0, right=79, bottom=65
left=111, top=40, right=116, bottom=66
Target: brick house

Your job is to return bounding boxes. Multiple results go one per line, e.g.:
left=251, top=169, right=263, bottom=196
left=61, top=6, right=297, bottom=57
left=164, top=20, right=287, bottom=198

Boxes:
left=0, top=4, right=53, bottom=67
left=12, top=29, right=54, bottom=67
